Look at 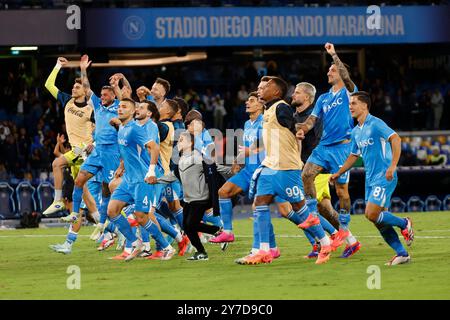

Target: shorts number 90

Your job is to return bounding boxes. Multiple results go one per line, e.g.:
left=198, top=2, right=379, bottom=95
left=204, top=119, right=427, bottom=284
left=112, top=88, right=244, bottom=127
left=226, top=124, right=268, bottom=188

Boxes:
left=285, top=186, right=302, bottom=198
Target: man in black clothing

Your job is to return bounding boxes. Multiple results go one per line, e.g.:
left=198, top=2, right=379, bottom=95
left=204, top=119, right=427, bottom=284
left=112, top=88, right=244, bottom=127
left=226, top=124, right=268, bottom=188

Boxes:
left=292, top=83, right=339, bottom=227
left=278, top=82, right=361, bottom=258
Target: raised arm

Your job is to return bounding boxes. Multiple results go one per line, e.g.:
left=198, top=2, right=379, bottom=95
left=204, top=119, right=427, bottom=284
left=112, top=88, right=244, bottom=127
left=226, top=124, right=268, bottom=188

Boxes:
left=109, top=75, right=122, bottom=100
left=121, top=86, right=132, bottom=100
left=80, top=54, right=93, bottom=98
left=45, top=57, right=68, bottom=99
left=110, top=73, right=132, bottom=100
left=136, top=86, right=151, bottom=102
left=325, top=43, right=356, bottom=92
left=118, top=73, right=132, bottom=92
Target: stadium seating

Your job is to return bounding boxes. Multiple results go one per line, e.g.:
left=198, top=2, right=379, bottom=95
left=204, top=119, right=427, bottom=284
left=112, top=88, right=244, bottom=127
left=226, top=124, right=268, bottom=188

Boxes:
left=15, top=181, right=37, bottom=216
left=407, top=196, right=425, bottom=212
left=0, top=182, right=17, bottom=219
left=390, top=197, right=406, bottom=213
left=37, top=181, right=55, bottom=214
left=443, top=195, right=450, bottom=211
left=401, top=135, right=450, bottom=165
left=425, top=195, right=442, bottom=211
left=352, top=198, right=366, bottom=215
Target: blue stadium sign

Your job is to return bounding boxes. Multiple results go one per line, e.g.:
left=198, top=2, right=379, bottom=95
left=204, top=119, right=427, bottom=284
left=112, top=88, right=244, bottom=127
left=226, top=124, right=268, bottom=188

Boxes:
left=84, top=6, right=450, bottom=48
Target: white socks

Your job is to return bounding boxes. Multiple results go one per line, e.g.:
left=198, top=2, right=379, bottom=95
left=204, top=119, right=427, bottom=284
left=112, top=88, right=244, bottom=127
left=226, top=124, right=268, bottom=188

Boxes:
left=345, top=231, right=357, bottom=245
left=91, top=211, right=100, bottom=223
left=260, top=242, right=270, bottom=252
left=319, top=236, right=331, bottom=247
left=54, top=189, right=62, bottom=201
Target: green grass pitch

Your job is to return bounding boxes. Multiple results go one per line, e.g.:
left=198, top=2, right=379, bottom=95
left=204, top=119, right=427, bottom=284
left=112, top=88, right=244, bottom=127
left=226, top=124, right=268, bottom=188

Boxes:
left=1, top=211, right=450, bottom=300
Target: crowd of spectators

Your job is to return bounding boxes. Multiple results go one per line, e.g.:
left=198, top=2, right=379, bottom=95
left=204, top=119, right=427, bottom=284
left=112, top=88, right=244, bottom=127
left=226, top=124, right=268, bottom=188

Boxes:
left=0, top=50, right=449, bottom=182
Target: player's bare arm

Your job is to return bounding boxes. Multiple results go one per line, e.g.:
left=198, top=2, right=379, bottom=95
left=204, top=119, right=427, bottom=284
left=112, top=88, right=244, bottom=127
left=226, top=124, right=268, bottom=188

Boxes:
left=109, top=75, right=122, bottom=100
left=386, top=133, right=401, bottom=181
left=53, top=133, right=68, bottom=157
left=109, top=117, right=121, bottom=130
left=121, top=86, right=132, bottom=100
left=117, top=73, right=132, bottom=92
left=329, top=154, right=359, bottom=183
left=325, top=42, right=356, bottom=92
left=80, top=54, right=93, bottom=97
left=110, top=73, right=132, bottom=98
left=230, top=159, right=242, bottom=174
left=297, top=115, right=317, bottom=136
left=136, top=86, right=151, bottom=102
left=144, top=141, right=160, bottom=184
left=114, top=160, right=125, bottom=179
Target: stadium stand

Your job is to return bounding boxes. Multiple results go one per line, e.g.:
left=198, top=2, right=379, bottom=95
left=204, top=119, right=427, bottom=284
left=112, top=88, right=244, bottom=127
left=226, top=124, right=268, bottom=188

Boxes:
left=444, top=195, right=450, bottom=211
left=0, top=182, right=17, bottom=219
left=15, top=181, right=37, bottom=217
left=352, top=198, right=366, bottom=215
left=425, top=195, right=442, bottom=212
left=36, top=181, right=54, bottom=213
left=390, top=197, right=406, bottom=213
left=407, top=196, right=425, bottom=213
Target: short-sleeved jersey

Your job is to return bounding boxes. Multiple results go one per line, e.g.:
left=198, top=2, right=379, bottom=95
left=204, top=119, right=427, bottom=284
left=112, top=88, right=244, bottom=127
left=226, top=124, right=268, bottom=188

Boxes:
left=172, top=119, right=185, bottom=144
left=118, top=121, right=152, bottom=183
left=58, top=92, right=94, bottom=147
left=139, top=119, right=164, bottom=175
left=89, top=94, right=120, bottom=146
left=312, top=86, right=357, bottom=146
left=350, top=114, right=397, bottom=186
left=194, top=129, right=214, bottom=160
left=243, top=114, right=265, bottom=172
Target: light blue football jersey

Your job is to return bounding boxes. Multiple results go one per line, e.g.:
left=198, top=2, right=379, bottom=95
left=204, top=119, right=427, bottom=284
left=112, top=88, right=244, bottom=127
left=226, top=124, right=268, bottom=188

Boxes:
left=117, top=121, right=152, bottom=183
left=194, top=128, right=214, bottom=160
left=89, top=94, right=120, bottom=146
left=350, top=114, right=397, bottom=185
left=243, top=114, right=265, bottom=172
left=312, top=86, right=357, bottom=146
left=139, top=119, right=163, bottom=176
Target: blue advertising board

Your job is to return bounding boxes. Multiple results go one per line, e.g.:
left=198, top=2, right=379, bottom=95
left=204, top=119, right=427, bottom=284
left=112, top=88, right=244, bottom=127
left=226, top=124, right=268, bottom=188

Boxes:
left=83, top=6, right=450, bottom=47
